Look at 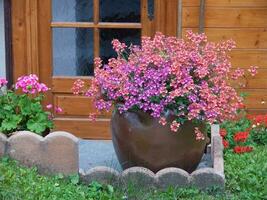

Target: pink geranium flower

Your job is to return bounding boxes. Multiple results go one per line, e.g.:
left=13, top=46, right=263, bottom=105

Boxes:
left=0, top=79, right=8, bottom=87
left=74, top=30, right=254, bottom=132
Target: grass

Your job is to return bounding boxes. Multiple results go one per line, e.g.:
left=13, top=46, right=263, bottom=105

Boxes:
left=0, top=146, right=266, bottom=200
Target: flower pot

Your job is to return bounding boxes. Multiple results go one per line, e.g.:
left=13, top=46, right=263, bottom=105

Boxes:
left=111, top=109, right=209, bottom=173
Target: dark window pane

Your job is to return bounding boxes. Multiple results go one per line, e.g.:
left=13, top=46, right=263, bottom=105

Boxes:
left=53, top=28, right=94, bottom=76
left=100, top=29, right=141, bottom=64
left=52, top=0, right=93, bottom=22
left=100, top=0, right=140, bottom=22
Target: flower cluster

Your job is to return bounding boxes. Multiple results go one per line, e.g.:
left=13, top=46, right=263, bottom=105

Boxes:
left=76, top=31, right=257, bottom=134
left=15, top=74, right=49, bottom=94
left=0, top=79, right=7, bottom=87
left=46, top=104, right=63, bottom=114
left=219, top=128, right=253, bottom=154
left=0, top=74, right=57, bottom=136
left=234, top=131, right=249, bottom=142
left=247, top=114, right=267, bottom=126
left=72, top=79, right=85, bottom=95
left=220, top=128, right=229, bottom=148
left=194, top=127, right=205, bottom=140
left=233, top=146, right=253, bottom=154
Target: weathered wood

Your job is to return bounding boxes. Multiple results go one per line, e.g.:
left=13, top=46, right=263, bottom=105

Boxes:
left=177, top=0, right=183, bottom=38
left=198, top=0, right=205, bottom=33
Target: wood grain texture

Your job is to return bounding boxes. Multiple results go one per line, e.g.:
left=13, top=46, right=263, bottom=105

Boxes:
left=12, top=0, right=28, bottom=80
left=183, top=0, right=267, bottom=7
left=54, top=95, right=111, bottom=118
left=183, top=28, right=267, bottom=49
left=54, top=118, right=111, bottom=139
left=230, top=50, right=267, bottom=68
left=239, top=89, right=267, bottom=109
left=51, top=22, right=142, bottom=29
left=183, top=7, right=267, bottom=28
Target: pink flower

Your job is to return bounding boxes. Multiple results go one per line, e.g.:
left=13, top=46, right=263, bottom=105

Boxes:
left=248, top=66, right=258, bottom=76
left=46, top=104, right=53, bottom=109
left=73, top=30, right=250, bottom=133
left=195, top=127, right=205, bottom=141
left=15, top=74, right=49, bottom=94
left=170, top=121, right=180, bottom=132
left=0, top=79, right=8, bottom=87
left=231, top=68, right=245, bottom=80
left=159, top=117, right=167, bottom=126
left=55, top=106, right=63, bottom=113
left=111, top=39, right=127, bottom=54
left=89, top=113, right=97, bottom=122
left=72, top=79, right=85, bottom=95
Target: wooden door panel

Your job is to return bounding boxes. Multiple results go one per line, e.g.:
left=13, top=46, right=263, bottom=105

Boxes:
left=54, top=118, right=110, bottom=139
left=54, top=95, right=111, bottom=118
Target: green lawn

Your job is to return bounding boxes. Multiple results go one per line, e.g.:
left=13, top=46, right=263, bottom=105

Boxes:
left=0, top=146, right=266, bottom=200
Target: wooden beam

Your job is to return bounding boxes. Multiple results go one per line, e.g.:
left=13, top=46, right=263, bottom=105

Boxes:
left=199, top=0, right=205, bottom=33
left=25, top=0, right=39, bottom=75
left=177, top=0, right=182, bottom=38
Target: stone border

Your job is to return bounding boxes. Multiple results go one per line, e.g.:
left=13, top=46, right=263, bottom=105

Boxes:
left=0, top=124, right=225, bottom=190
left=0, top=131, right=79, bottom=175
left=79, top=124, right=225, bottom=190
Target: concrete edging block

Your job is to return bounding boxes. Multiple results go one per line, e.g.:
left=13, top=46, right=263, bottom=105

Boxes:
left=0, top=133, right=7, bottom=157
left=121, top=167, right=156, bottom=188
left=190, top=168, right=225, bottom=190
left=6, top=131, right=79, bottom=175
left=156, top=167, right=190, bottom=189
left=7, top=131, right=43, bottom=168
left=80, top=166, right=120, bottom=185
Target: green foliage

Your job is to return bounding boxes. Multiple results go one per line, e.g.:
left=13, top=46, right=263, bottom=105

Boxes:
left=224, top=146, right=267, bottom=200
left=221, top=116, right=253, bottom=148
left=0, top=146, right=266, bottom=199
left=0, top=90, right=53, bottom=136
left=0, top=158, right=117, bottom=200
left=250, top=127, right=267, bottom=146
left=221, top=111, right=267, bottom=148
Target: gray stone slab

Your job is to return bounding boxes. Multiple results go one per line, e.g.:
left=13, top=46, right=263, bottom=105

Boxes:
left=78, top=140, right=212, bottom=172
left=79, top=140, right=122, bottom=172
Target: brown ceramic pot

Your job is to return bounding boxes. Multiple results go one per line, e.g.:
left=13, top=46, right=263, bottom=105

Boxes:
left=111, top=109, right=209, bottom=173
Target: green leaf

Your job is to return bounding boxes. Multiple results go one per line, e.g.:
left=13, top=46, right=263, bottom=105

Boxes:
left=70, top=175, right=79, bottom=185
left=1, top=115, right=22, bottom=132
left=26, top=113, right=49, bottom=134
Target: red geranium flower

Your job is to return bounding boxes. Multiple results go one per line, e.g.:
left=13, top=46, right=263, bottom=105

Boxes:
left=234, top=146, right=253, bottom=154
left=234, top=131, right=249, bottom=142
left=222, top=139, right=229, bottom=148
left=220, top=129, right=227, bottom=138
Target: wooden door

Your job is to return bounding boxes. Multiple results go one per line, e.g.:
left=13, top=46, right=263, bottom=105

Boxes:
left=12, top=0, right=178, bottom=139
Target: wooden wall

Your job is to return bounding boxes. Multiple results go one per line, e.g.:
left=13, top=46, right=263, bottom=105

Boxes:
left=10, top=0, right=267, bottom=115
left=182, top=0, right=267, bottom=113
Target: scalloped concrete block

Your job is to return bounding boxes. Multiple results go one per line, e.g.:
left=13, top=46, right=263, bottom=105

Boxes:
left=191, top=168, right=225, bottom=190
left=0, top=133, right=7, bottom=157
left=213, top=135, right=224, bottom=176
left=121, top=167, right=156, bottom=188
left=156, top=168, right=190, bottom=189
left=41, top=131, right=79, bottom=175
left=7, top=131, right=43, bottom=168
left=80, top=166, right=120, bottom=185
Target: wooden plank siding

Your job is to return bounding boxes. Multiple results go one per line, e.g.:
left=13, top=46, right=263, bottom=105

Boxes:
left=182, top=0, right=267, bottom=112
left=11, top=0, right=267, bottom=138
